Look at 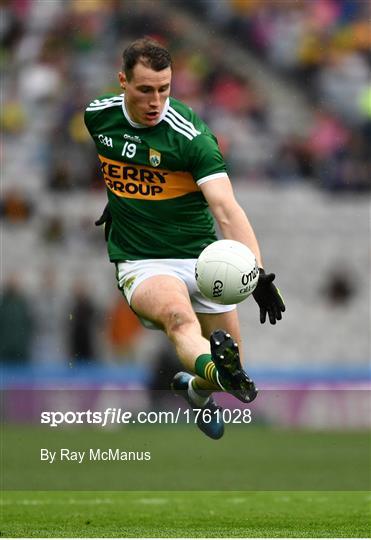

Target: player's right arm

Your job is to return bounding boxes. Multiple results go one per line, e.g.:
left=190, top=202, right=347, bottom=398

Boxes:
left=199, top=176, right=263, bottom=267
left=201, top=177, right=285, bottom=324
left=84, top=95, right=117, bottom=240
left=188, top=127, right=285, bottom=325
left=186, top=123, right=262, bottom=265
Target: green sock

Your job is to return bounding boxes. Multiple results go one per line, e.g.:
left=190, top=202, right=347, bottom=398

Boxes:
left=191, top=378, right=211, bottom=398
left=189, top=379, right=210, bottom=403
left=195, top=354, right=218, bottom=386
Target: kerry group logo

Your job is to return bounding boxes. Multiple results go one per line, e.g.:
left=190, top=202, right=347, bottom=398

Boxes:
left=98, top=154, right=198, bottom=201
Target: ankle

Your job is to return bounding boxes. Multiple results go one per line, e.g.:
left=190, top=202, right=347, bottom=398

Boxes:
left=188, top=378, right=210, bottom=406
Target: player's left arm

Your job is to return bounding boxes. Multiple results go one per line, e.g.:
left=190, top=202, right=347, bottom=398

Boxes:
left=200, top=177, right=285, bottom=324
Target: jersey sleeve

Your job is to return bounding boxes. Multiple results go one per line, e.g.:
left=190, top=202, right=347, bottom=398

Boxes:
left=188, top=132, right=228, bottom=185
left=84, top=108, right=94, bottom=137
left=84, top=93, right=117, bottom=136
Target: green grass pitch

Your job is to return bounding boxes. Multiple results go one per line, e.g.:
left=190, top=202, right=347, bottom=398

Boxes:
left=1, top=490, right=370, bottom=537
left=2, top=424, right=370, bottom=536
left=3, top=425, right=369, bottom=491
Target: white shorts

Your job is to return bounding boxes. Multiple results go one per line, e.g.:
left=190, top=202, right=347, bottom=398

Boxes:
left=116, top=258, right=236, bottom=329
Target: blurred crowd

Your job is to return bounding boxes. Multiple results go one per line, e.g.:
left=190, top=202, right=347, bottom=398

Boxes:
left=0, top=271, right=144, bottom=364
left=1, top=0, right=369, bottom=366
left=2, top=0, right=370, bottom=199
left=186, top=0, right=371, bottom=192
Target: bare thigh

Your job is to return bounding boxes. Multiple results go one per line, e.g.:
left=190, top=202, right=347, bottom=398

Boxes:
left=130, top=275, right=197, bottom=329
left=131, top=275, right=211, bottom=373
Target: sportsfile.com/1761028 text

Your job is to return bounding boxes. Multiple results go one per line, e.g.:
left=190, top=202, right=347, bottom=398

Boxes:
left=40, top=408, right=252, bottom=428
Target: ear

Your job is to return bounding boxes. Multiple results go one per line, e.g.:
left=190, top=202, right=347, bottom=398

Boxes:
left=118, top=72, right=126, bottom=90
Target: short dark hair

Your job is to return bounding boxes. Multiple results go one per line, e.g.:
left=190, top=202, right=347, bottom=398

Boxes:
left=122, top=38, right=172, bottom=80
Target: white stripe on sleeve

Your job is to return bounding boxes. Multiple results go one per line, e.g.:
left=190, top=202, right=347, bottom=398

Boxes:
left=196, top=172, right=229, bottom=185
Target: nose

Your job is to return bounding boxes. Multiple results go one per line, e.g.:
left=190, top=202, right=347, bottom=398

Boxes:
left=149, top=91, right=161, bottom=108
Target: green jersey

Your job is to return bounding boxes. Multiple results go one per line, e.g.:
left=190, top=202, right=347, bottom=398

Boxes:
left=84, top=93, right=228, bottom=261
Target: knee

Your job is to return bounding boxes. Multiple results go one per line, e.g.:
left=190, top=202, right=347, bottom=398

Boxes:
left=164, top=306, right=199, bottom=339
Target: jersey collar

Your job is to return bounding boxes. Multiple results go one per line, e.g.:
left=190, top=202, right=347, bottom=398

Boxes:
left=121, top=93, right=169, bottom=129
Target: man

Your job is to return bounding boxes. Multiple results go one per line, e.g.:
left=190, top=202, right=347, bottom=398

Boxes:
left=85, top=38, right=285, bottom=439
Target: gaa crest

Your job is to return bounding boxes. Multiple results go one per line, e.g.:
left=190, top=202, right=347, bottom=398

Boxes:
left=149, top=148, right=161, bottom=167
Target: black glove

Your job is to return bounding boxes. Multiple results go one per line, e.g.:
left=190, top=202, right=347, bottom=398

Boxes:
left=253, top=269, right=285, bottom=324
left=95, top=204, right=112, bottom=242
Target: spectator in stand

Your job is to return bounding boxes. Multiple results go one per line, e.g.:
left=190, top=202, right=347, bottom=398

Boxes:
left=321, top=266, right=356, bottom=307
left=31, top=268, right=66, bottom=363
left=67, top=281, right=98, bottom=363
left=0, top=189, right=33, bottom=224
left=0, top=275, right=34, bottom=363
left=41, top=216, right=65, bottom=245
left=105, top=293, right=143, bottom=362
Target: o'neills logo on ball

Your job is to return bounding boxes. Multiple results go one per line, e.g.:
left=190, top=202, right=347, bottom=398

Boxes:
left=212, top=280, right=224, bottom=297
left=240, top=263, right=259, bottom=294
left=241, top=264, right=259, bottom=286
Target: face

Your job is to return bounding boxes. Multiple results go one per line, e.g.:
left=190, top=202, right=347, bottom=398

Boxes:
left=119, top=62, right=171, bottom=126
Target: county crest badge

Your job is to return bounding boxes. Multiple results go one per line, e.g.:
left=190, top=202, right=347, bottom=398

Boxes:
left=149, top=148, right=161, bottom=167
